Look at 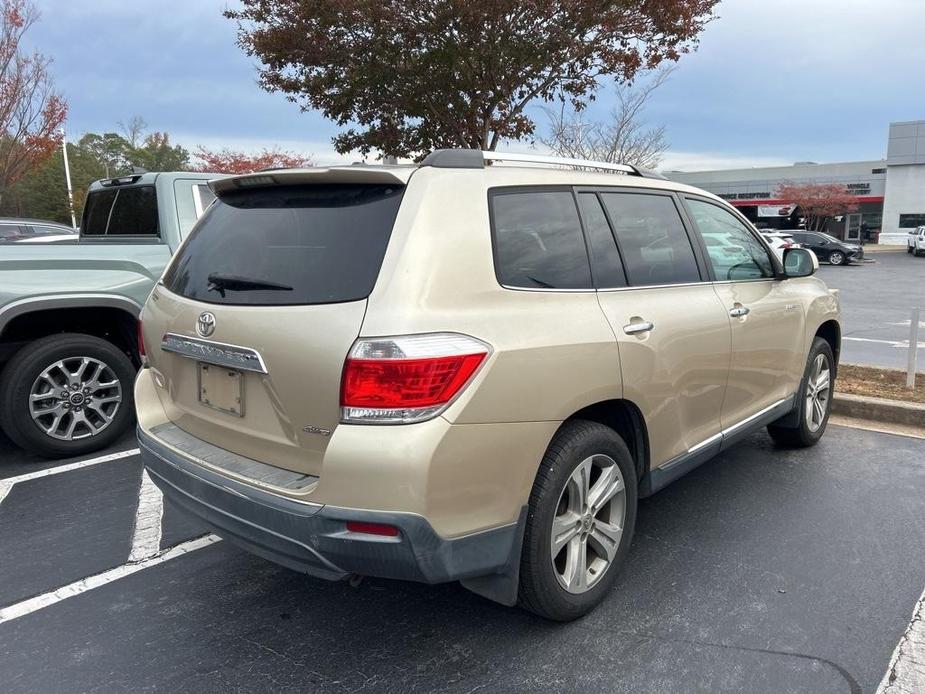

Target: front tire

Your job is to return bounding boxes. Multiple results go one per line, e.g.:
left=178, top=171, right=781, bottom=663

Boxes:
left=767, top=337, right=834, bottom=448
left=518, top=420, right=637, bottom=621
left=828, top=251, right=845, bottom=266
left=0, top=333, right=136, bottom=458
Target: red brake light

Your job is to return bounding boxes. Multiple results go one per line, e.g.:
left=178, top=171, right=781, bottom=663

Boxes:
left=340, top=334, right=490, bottom=424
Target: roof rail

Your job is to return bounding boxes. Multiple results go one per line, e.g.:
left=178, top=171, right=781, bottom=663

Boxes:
left=419, top=149, right=666, bottom=180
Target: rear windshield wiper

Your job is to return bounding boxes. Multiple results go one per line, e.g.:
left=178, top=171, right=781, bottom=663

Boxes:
left=206, top=273, right=294, bottom=297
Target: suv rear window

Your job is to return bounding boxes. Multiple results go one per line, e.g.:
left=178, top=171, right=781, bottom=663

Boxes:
left=82, top=186, right=159, bottom=236
left=163, top=183, right=404, bottom=306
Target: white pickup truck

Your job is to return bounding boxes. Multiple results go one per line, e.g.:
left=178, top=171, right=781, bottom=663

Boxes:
left=908, top=226, right=925, bottom=256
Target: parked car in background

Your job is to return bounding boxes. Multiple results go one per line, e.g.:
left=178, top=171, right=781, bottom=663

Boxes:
left=760, top=231, right=802, bottom=259
left=908, top=226, right=925, bottom=256
left=786, top=230, right=863, bottom=266
left=137, top=149, right=840, bottom=622
left=0, top=218, right=78, bottom=244
left=0, top=172, right=222, bottom=458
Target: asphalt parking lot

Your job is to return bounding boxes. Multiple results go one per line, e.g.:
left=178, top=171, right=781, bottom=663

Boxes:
left=1, top=424, right=923, bottom=693
left=817, top=250, right=925, bottom=371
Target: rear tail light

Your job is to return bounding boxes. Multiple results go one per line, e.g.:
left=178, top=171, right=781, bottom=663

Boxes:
left=137, top=320, right=147, bottom=362
left=340, top=333, right=491, bottom=424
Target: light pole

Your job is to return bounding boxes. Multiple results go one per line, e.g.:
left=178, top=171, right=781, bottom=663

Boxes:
left=60, top=129, right=77, bottom=229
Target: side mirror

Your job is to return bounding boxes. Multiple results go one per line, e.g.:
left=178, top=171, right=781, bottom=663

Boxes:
left=783, top=247, right=818, bottom=278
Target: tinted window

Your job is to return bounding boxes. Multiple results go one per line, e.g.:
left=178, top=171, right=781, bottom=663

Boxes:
left=107, top=187, right=158, bottom=235
left=491, top=190, right=592, bottom=289
left=82, top=189, right=117, bottom=235
left=599, top=193, right=700, bottom=286
left=82, top=186, right=158, bottom=236
left=899, top=213, right=925, bottom=228
left=164, top=184, right=404, bottom=306
left=686, top=199, right=774, bottom=280
left=577, top=193, right=626, bottom=288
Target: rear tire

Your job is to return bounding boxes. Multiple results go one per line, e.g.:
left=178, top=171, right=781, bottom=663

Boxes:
left=767, top=337, right=834, bottom=448
left=828, top=251, right=845, bottom=266
left=518, top=420, right=637, bottom=621
left=0, top=333, right=136, bottom=458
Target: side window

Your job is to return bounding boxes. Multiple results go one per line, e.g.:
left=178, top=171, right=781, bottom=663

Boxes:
left=577, top=193, right=626, bottom=288
left=194, top=184, right=216, bottom=216
left=686, top=198, right=775, bottom=281
left=490, top=190, right=592, bottom=289
left=599, top=192, right=701, bottom=287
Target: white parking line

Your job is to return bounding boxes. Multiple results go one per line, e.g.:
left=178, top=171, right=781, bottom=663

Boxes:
left=0, top=448, right=140, bottom=507
left=0, top=534, right=222, bottom=625
left=128, top=470, right=164, bottom=562
left=877, top=584, right=925, bottom=693
left=842, top=337, right=925, bottom=349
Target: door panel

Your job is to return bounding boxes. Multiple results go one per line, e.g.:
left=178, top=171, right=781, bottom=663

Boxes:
left=587, top=190, right=730, bottom=469
left=597, top=286, right=731, bottom=467
left=711, top=281, right=804, bottom=427
left=683, top=197, right=806, bottom=428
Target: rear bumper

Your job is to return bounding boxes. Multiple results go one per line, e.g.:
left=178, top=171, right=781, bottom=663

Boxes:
left=137, top=426, right=523, bottom=586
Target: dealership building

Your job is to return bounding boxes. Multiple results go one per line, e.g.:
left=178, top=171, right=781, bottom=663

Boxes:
left=666, top=120, right=925, bottom=245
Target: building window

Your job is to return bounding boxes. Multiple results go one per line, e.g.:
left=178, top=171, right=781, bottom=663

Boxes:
left=899, top=214, right=925, bottom=228
left=871, top=168, right=886, bottom=174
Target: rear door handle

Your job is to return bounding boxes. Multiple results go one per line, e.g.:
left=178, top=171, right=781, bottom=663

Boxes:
left=729, top=306, right=750, bottom=318
left=623, top=321, right=654, bottom=335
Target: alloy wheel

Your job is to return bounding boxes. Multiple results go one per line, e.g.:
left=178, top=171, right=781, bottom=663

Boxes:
left=28, top=356, right=123, bottom=440
left=804, top=353, right=831, bottom=433
left=829, top=251, right=844, bottom=265
left=550, top=454, right=626, bottom=594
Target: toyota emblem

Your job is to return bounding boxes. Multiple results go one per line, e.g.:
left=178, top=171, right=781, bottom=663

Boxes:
left=196, top=312, right=216, bottom=338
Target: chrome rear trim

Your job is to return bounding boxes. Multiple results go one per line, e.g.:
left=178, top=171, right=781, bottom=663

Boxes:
left=160, top=333, right=268, bottom=374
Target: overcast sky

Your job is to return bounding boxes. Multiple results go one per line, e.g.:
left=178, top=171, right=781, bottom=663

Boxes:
left=27, top=0, right=925, bottom=171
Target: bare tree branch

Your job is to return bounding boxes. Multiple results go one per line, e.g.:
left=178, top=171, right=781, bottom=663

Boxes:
left=540, top=66, right=674, bottom=169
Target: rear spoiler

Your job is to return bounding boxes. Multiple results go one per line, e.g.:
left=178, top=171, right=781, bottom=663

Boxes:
left=210, top=167, right=413, bottom=196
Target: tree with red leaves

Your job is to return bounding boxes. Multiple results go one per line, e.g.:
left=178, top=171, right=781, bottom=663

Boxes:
left=0, top=0, right=66, bottom=199
left=193, top=146, right=312, bottom=174
left=225, top=0, right=719, bottom=160
left=776, top=182, right=860, bottom=233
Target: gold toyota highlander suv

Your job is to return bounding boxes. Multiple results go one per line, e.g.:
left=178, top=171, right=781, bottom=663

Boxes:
left=136, top=150, right=840, bottom=621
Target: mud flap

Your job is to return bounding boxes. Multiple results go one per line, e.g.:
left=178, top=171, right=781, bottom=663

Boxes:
left=459, top=506, right=528, bottom=606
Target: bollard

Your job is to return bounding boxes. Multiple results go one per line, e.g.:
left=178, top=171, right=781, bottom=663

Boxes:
left=907, top=307, right=921, bottom=389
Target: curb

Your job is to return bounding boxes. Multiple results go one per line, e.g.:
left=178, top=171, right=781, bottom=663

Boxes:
left=832, top=392, right=925, bottom=427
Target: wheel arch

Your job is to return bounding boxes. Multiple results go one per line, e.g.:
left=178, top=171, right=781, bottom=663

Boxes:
left=0, top=295, right=142, bottom=367
left=814, top=319, right=841, bottom=377
left=561, top=398, right=650, bottom=489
